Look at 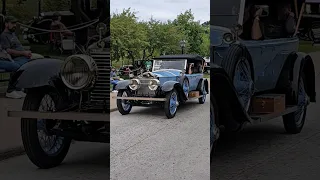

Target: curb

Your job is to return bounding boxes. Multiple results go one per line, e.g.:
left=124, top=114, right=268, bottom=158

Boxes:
left=0, top=146, right=25, bottom=161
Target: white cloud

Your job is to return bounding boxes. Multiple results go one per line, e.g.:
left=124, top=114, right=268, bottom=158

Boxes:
left=111, top=0, right=210, bottom=23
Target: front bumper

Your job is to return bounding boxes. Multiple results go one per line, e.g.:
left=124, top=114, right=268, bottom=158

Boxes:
left=7, top=111, right=109, bottom=122
left=115, top=97, right=166, bottom=101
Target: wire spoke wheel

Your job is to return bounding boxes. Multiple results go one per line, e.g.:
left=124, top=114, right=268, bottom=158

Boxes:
left=169, top=91, right=178, bottom=115
left=37, top=95, right=64, bottom=155
left=294, top=78, right=308, bottom=126
left=233, top=57, right=253, bottom=111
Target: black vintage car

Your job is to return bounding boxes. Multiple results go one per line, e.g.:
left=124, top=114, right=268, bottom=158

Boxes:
left=5, top=0, right=110, bottom=169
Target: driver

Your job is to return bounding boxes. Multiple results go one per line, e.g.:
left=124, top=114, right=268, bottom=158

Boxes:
left=240, top=4, right=264, bottom=40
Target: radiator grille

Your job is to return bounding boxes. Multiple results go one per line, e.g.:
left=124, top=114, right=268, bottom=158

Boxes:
left=89, top=49, right=110, bottom=106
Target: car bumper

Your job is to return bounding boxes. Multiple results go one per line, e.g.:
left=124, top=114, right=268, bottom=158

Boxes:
left=7, top=111, right=109, bottom=122
left=115, top=97, right=166, bottom=101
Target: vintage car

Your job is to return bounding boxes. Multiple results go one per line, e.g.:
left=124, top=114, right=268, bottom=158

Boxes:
left=210, top=0, right=317, bottom=156
left=5, top=0, right=110, bottom=169
left=115, top=54, right=209, bottom=119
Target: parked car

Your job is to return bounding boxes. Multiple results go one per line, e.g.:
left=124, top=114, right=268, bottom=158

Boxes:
left=6, top=20, right=110, bottom=168
left=115, top=54, right=209, bottom=119
left=210, top=0, right=316, bottom=156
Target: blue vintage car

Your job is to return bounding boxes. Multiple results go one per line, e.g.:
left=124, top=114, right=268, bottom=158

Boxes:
left=115, top=54, right=209, bottom=119
left=210, top=0, right=317, bottom=156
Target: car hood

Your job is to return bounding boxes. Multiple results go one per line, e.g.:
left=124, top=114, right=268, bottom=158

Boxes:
left=152, top=69, right=182, bottom=77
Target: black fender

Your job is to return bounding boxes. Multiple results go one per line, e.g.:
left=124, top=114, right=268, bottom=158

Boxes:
left=11, top=58, right=77, bottom=103
left=276, top=52, right=316, bottom=103
left=293, top=52, right=316, bottom=102
left=196, top=78, right=209, bottom=94
left=161, top=81, right=188, bottom=101
left=12, top=58, right=64, bottom=89
left=210, top=64, right=251, bottom=132
left=115, top=80, right=131, bottom=90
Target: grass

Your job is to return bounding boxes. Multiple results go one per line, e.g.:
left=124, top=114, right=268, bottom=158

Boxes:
left=299, top=41, right=320, bottom=54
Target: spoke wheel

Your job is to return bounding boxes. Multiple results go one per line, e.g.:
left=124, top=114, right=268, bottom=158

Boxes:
left=164, top=89, right=178, bottom=119
left=116, top=90, right=133, bottom=115
left=211, top=96, right=219, bottom=161
left=233, top=57, right=254, bottom=111
left=21, top=89, right=71, bottom=169
left=283, top=75, right=308, bottom=134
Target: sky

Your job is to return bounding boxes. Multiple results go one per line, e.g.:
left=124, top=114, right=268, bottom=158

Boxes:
left=110, top=0, right=210, bottom=23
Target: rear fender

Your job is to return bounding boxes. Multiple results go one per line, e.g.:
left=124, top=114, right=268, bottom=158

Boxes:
left=293, top=52, right=316, bottom=102
left=196, top=78, right=209, bottom=94
left=210, top=64, right=251, bottom=132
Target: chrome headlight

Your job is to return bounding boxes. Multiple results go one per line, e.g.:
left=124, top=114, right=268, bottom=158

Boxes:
left=129, top=79, right=140, bottom=90
left=60, top=54, right=97, bottom=90
left=148, top=79, right=160, bottom=90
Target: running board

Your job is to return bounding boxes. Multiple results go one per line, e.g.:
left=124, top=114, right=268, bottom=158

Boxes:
left=250, top=106, right=298, bottom=123
left=7, top=111, right=110, bottom=122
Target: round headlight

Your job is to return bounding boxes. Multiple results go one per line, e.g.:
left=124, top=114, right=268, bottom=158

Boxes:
left=129, top=79, right=140, bottom=90
left=60, top=54, right=97, bottom=90
left=148, top=79, right=160, bottom=90
left=223, top=33, right=234, bottom=43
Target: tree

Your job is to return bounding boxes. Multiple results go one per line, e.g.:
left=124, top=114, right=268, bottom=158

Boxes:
left=110, top=8, right=149, bottom=64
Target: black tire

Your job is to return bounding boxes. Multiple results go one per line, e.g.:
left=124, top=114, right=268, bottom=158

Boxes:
left=117, top=90, right=133, bottom=115
left=283, top=75, right=308, bottom=134
left=210, top=96, right=219, bottom=161
left=21, top=89, right=71, bottom=169
left=198, top=80, right=207, bottom=104
left=164, top=89, right=179, bottom=119
left=222, top=45, right=254, bottom=111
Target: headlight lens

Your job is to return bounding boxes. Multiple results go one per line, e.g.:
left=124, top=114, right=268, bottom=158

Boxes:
left=223, top=33, right=234, bottom=43
left=60, top=55, right=97, bottom=90
left=129, top=79, right=140, bottom=90
left=148, top=79, right=160, bottom=90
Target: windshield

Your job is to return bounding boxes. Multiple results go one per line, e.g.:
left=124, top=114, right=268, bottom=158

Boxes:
left=152, top=59, right=186, bottom=71
left=211, top=0, right=243, bottom=28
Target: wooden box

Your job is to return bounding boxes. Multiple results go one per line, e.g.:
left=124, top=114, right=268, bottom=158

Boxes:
left=251, top=94, right=285, bottom=114
left=189, top=91, right=199, bottom=98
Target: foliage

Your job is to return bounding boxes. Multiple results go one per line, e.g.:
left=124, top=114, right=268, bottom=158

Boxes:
left=110, top=8, right=209, bottom=66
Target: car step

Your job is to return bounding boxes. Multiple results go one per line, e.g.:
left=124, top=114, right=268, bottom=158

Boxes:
left=249, top=105, right=298, bottom=123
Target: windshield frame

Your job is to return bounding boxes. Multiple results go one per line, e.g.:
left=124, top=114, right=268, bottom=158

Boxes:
left=152, top=59, right=187, bottom=72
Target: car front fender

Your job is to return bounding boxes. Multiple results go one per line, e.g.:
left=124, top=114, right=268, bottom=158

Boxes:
left=115, top=80, right=131, bottom=90
left=161, top=81, right=188, bottom=101
left=13, top=58, right=64, bottom=89
left=211, top=64, right=251, bottom=131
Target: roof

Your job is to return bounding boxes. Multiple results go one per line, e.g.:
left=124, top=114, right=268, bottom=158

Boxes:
left=305, top=0, right=320, bottom=3
left=153, top=54, right=205, bottom=61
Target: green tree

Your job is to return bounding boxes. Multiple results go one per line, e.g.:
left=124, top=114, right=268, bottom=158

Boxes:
left=110, top=8, right=148, bottom=64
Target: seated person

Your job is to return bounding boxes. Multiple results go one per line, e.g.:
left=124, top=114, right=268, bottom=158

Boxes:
left=110, top=68, right=122, bottom=93
left=50, top=12, right=73, bottom=37
left=0, top=45, right=26, bottom=99
left=277, top=3, right=296, bottom=37
left=0, top=16, right=43, bottom=64
left=240, top=4, right=264, bottom=40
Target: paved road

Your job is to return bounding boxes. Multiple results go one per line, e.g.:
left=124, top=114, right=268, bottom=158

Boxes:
left=0, top=94, right=209, bottom=179
left=110, top=96, right=210, bottom=180
left=0, top=142, right=109, bottom=180
left=211, top=52, right=320, bottom=180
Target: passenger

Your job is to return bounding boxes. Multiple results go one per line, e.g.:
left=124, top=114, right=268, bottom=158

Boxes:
left=240, top=4, right=264, bottom=40
left=50, top=12, right=73, bottom=37
left=188, top=63, right=194, bottom=74
left=0, top=44, right=26, bottom=99
left=277, top=3, right=296, bottom=37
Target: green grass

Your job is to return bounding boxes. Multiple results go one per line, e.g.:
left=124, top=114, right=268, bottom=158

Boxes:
left=299, top=41, right=320, bottom=54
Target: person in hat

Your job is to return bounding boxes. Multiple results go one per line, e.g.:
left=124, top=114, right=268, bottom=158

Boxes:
left=0, top=16, right=34, bottom=63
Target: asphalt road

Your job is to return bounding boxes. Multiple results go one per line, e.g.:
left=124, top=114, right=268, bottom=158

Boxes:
left=211, top=52, right=320, bottom=180
left=110, top=97, right=210, bottom=180
left=0, top=95, right=209, bottom=180
left=0, top=142, right=109, bottom=180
